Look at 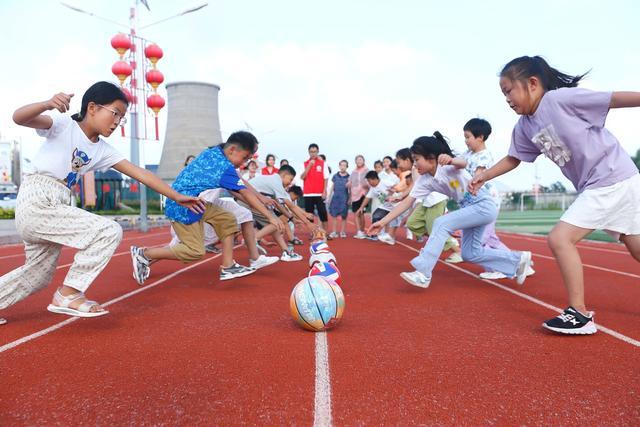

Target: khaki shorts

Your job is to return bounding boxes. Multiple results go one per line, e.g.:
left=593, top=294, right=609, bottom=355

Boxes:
left=170, top=203, right=238, bottom=262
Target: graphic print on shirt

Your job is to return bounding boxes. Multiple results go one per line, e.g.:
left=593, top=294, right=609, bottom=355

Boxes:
left=531, top=125, right=572, bottom=167
left=65, top=148, right=92, bottom=187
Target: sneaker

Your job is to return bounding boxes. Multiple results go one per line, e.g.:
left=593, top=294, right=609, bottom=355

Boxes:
left=130, top=246, right=150, bottom=285
left=400, top=271, right=431, bottom=288
left=340, top=232, right=347, bottom=238
left=406, top=229, right=413, bottom=240
left=205, top=244, right=221, bottom=254
left=290, top=237, right=304, bottom=245
left=220, top=262, right=256, bottom=281
left=378, top=233, right=396, bottom=245
left=328, top=232, right=339, bottom=239
left=543, top=307, right=597, bottom=335
left=255, top=241, right=267, bottom=256
left=281, top=250, right=303, bottom=262
left=249, top=254, right=279, bottom=269
left=416, top=236, right=425, bottom=243
left=353, top=231, right=367, bottom=239
left=366, top=235, right=378, bottom=241
left=526, top=266, right=536, bottom=277
left=444, top=252, right=463, bottom=263
left=479, top=271, right=508, bottom=280
left=515, top=251, right=533, bottom=285
left=0, top=318, right=6, bottom=325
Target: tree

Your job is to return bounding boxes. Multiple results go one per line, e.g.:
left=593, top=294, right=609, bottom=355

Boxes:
left=548, top=181, right=567, bottom=193
left=633, top=148, right=640, bottom=171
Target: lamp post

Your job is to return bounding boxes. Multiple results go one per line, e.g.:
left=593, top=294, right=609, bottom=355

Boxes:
left=61, top=1, right=208, bottom=232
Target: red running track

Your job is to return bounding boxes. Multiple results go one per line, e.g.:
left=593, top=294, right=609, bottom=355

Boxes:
left=0, top=223, right=639, bottom=424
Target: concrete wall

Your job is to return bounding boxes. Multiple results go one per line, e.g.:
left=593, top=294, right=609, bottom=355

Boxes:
left=157, top=81, right=223, bottom=182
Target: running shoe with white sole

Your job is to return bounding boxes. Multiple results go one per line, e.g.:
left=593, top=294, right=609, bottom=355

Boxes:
left=353, top=231, right=367, bottom=239
left=249, top=254, right=279, bottom=269
left=130, top=246, right=150, bottom=285
left=378, top=233, right=396, bottom=245
left=444, top=252, right=463, bottom=263
left=400, top=271, right=431, bottom=288
left=281, top=250, right=303, bottom=262
left=543, top=306, right=597, bottom=335
left=479, top=271, right=508, bottom=280
left=220, top=263, right=256, bottom=281
left=515, top=251, right=533, bottom=285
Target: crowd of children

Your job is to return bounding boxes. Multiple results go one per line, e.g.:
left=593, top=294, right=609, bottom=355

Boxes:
left=1, top=55, right=639, bottom=337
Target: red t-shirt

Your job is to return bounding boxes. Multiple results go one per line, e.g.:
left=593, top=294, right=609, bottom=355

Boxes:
left=261, top=166, right=279, bottom=175
left=303, top=158, right=327, bottom=196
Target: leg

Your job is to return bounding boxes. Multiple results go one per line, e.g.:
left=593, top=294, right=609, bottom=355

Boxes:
left=620, top=234, right=640, bottom=262
left=240, top=221, right=259, bottom=260
left=316, top=197, right=329, bottom=231
left=547, top=221, right=596, bottom=313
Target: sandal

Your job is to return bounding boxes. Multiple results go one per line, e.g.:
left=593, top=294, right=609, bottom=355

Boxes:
left=47, top=289, right=109, bottom=318
left=290, top=237, right=303, bottom=245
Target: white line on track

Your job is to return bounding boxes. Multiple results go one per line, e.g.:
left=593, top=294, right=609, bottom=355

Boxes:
left=394, top=240, right=640, bottom=348
left=314, top=332, right=332, bottom=427
left=531, top=253, right=640, bottom=279
left=498, top=232, right=630, bottom=255
left=0, top=254, right=220, bottom=354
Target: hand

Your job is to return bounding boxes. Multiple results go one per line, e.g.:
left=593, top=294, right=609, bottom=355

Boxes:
left=260, top=194, right=277, bottom=208
left=355, top=208, right=363, bottom=215
left=46, top=92, right=74, bottom=113
left=306, top=213, right=315, bottom=221
left=309, top=159, right=316, bottom=166
left=367, top=221, right=383, bottom=236
left=468, top=171, right=487, bottom=195
left=438, top=154, right=453, bottom=166
left=176, top=194, right=206, bottom=214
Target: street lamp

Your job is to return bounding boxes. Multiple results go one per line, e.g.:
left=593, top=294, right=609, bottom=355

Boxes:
left=61, top=1, right=208, bottom=232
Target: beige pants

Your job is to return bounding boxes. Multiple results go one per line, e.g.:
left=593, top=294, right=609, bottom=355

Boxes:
left=0, top=174, right=122, bottom=310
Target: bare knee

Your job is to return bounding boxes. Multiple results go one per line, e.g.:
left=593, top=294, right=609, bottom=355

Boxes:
left=621, top=235, right=640, bottom=262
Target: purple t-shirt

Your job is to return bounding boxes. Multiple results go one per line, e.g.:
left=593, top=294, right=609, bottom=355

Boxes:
left=508, top=87, right=638, bottom=192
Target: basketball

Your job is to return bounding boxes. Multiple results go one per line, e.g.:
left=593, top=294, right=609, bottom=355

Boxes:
left=309, top=251, right=337, bottom=267
left=289, top=276, right=345, bottom=331
left=310, top=241, right=331, bottom=255
left=309, top=261, right=342, bottom=285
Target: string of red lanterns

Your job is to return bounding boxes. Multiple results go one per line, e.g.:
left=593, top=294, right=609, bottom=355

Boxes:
left=109, top=33, right=166, bottom=140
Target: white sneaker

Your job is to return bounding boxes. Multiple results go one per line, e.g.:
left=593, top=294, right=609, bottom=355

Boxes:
left=378, top=233, right=396, bottom=245
left=400, top=271, right=431, bottom=288
left=526, top=266, right=536, bottom=277
left=281, top=250, right=303, bottom=262
left=479, top=271, right=507, bottom=280
left=515, top=251, right=533, bottom=285
left=249, top=254, right=279, bottom=270
left=444, top=252, right=463, bottom=263
left=255, top=241, right=267, bottom=256
left=406, top=229, right=413, bottom=240
left=353, top=231, right=367, bottom=239
left=328, top=231, right=339, bottom=239
left=340, top=232, right=347, bottom=238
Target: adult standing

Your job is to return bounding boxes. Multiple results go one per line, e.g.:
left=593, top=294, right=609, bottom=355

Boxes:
left=348, top=154, right=369, bottom=238
left=261, top=154, right=279, bottom=175
left=301, top=143, right=329, bottom=232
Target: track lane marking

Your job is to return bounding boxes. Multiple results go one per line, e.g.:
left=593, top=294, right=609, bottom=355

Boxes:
left=498, top=232, right=630, bottom=255
left=314, top=331, right=332, bottom=427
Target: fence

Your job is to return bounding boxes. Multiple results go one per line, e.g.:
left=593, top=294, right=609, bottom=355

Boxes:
left=500, top=192, right=578, bottom=211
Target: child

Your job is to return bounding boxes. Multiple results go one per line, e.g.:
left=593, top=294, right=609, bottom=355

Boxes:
left=261, top=153, right=279, bottom=175
left=131, top=131, right=284, bottom=284
left=349, top=155, right=369, bottom=239
left=376, top=160, right=412, bottom=245
left=368, top=133, right=532, bottom=289
left=242, top=160, right=259, bottom=180
left=244, top=165, right=316, bottom=261
left=356, top=171, right=391, bottom=241
left=328, top=160, right=350, bottom=239
left=396, top=148, right=462, bottom=262
left=462, top=118, right=534, bottom=280
left=0, top=82, right=203, bottom=323
left=373, top=160, right=383, bottom=175
left=469, top=55, right=640, bottom=335
left=378, top=155, right=400, bottom=188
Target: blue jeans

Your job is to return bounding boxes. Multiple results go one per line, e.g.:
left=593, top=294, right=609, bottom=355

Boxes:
left=410, top=198, right=521, bottom=278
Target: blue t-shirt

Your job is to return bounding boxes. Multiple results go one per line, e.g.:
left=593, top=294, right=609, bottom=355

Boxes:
left=165, top=146, right=246, bottom=224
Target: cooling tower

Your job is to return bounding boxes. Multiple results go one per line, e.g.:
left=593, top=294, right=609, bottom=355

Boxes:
left=157, top=81, right=223, bottom=182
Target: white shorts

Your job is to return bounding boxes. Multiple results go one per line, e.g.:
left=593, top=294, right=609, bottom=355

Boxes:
left=170, top=197, right=253, bottom=246
left=561, top=174, right=640, bottom=241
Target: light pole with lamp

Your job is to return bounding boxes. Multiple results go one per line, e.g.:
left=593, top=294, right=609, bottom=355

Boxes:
left=61, top=1, right=208, bottom=232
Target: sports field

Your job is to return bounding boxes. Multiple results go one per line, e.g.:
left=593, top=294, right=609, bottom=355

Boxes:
left=497, top=210, right=617, bottom=242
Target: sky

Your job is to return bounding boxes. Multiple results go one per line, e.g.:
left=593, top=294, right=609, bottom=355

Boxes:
left=0, top=0, right=639, bottom=191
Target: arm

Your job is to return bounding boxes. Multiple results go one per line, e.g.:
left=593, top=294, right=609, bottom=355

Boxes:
left=610, top=92, right=640, bottom=109
left=112, top=160, right=205, bottom=213
left=284, top=199, right=316, bottom=232
left=322, top=178, right=328, bottom=199
left=468, top=155, right=521, bottom=195
left=240, top=177, right=277, bottom=208
left=300, top=159, right=314, bottom=180
left=367, top=196, right=416, bottom=235
left=237, top=188, right=284, bottom=232
left=356, top=197, right=371, bottom=214
left=438, top=154, right=467, bottom=169
left=13, top=92, right=74, bottom=129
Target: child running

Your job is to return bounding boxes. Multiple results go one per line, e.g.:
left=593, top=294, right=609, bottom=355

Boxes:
left=368, top=132, right=532, bottom=289
left=469, top=55, right=640, bottom=335
left=0, top=82, right=203, bottom=323
left=328, top=160, right=350, bottom=239
left=131, top=131, right=284, bottom=284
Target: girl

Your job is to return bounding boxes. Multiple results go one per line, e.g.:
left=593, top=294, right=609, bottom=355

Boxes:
left=469, top=56, right=640, bottom=335
left=348, top=155, right=369, bottom=239
left=0, top=82, right=203, bottom=324
left=328, top=160, right=350, bottom=238
left=368, top=133, right=532, bottom=289
left=261, top=153, right=279, bottom=175
left=242, top=160, right=259, bottom=180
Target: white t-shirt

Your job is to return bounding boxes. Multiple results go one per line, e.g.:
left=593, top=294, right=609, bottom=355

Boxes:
left=249, top=174, right=291, bottom=202
left=409, top=166, right=448, bottom=208
left=378, top=170, right=400, bottom=188
left=366, top=181, right=391, bottom=212
left=410, top=165, right=489, bottom=208
left=33, top=115, right=125, bottom=188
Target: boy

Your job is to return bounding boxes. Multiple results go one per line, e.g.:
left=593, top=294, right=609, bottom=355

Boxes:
left=355, top=171, right=392, bottom=241
left=245, top=165, right=317, bottom=261
left=131, top=131, right=284, bottom=283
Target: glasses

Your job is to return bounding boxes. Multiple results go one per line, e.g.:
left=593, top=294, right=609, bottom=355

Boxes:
left=98, top=105, right=127, bottom=125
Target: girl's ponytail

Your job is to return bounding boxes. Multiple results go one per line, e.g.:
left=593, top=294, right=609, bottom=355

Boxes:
left=433, top=131, right=453, bottom=157
left=410, top=131, right=453, bottom=159
left=500, top=56, right=588, bottom=91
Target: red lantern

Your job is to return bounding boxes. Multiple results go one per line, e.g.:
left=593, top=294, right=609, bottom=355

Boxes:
left=147, top=94, right=165, bottom=140
left=111, top=61, right=132, bottom=85
left=145, top=69, right=164, bottom=91
left=111, top=33, right=131, bottom=58
left=144, top=44, right=163, bottom=68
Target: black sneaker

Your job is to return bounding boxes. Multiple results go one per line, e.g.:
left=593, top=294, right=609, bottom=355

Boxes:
left=220, top=262, right=256, bottom=281
left=543, top=306, right=597, bottom=335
